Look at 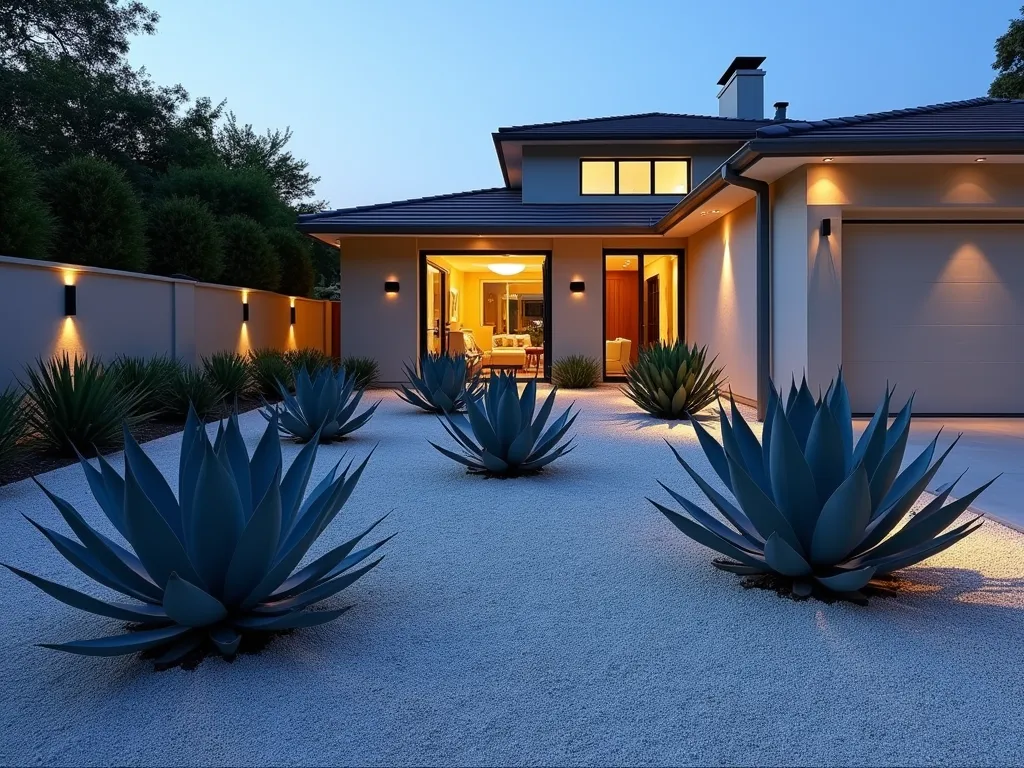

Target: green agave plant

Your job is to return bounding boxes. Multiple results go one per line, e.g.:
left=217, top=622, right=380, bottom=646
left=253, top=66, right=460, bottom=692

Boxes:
left=651, top=372, right=991, bottom=603
left=5, top=408, right=390, bottom=665
left=0, top=385, right=29, bottom=463
left=398, top=353, right=483, bottom=414
left=262, top=366, right=380, bottom=443
left=430, top=372, right=577, bottom=476
left=341, top=356, right=380, bottom=390
left=623, top=341, right=724, bottom=420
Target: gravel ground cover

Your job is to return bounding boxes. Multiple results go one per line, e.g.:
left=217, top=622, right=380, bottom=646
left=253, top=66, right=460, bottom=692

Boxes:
left=1, top=386, right=1022, bottom=767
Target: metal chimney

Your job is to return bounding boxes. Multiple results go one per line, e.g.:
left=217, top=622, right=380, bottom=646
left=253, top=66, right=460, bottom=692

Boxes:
left=773, top=101, right=789, bottom=120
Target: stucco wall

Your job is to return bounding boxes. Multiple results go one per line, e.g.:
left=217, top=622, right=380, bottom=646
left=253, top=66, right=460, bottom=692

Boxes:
left=522, top=144, right=739, bottom=204
left=685, top=200, right=757, bottom=401
left=0, top=255, right=331, bottom=389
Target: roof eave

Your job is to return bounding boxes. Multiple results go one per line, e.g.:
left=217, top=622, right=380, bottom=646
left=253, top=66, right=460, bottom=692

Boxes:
left=296, top=223, right=661, bottom=236
left=746, top=135, right=1024, bottom=156
left=492, top=132, right=512, bottom=188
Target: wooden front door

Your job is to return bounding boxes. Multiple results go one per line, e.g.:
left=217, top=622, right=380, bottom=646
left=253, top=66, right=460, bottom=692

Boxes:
left=605, top=270, right=639, bottom=363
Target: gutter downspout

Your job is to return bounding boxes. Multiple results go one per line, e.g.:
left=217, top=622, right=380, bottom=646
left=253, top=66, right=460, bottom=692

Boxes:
left=720, top=166, right=770, bottom=421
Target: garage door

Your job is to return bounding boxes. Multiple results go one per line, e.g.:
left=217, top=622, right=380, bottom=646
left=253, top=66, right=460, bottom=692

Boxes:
left=842, top=222, right=1024, bottom=414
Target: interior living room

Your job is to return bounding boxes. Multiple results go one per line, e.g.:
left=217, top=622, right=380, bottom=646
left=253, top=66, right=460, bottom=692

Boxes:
left=423, top=253, right=549, bottom=377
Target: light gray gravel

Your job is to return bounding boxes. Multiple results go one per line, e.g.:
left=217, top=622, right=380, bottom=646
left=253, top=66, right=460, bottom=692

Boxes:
left=1, top=386, right=1023, bottom=767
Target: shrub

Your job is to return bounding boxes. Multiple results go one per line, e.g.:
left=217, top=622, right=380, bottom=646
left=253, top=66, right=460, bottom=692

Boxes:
left=248, top=348, right=292, bottom=398
left=431, top=372, right=577, bottom=477
left=145, top=196, right=223, bottom=281
left=165, top=365, right=225, bottom=420
left=262, top=367, right=379, bottom=443
left=551, top=355, right=601, bottom=389
left=341, top=356, right=379, bottom=389
left=108, top=354, right=179, bottom=417
left=22, top=354, right=145, bottom=456
left=202, top=351, right=251, bottom=401
left=268, top=227, right=315, bottom=298
left=218, top=215, right=279, bottom=291
left=154, top=165, right=293, bottom=228
left=398, top=353, right=482, bottom=414
left=651, top=372, right=990, bottom=604
left=6, top=409, right=390, bottom=666
left=285, top=347, right=333, bottom=379
left=0, top=131, right=53, bottom=260
left=0, top=385, right=30, bottom=464
left=43, top=156, right=146, bottom=271
left=623, top=341, right=724, bottom=420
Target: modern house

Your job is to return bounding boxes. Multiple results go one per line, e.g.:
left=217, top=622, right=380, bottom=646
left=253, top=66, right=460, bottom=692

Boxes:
left=298, top=56, right=1024, bottom=417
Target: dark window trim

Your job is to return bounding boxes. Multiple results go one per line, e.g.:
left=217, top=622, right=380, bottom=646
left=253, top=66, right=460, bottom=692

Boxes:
left=419, top=250, right=552, bottom=382
left=601, top=248, right=686, bottom=382
left=580, top=158, right=691, bottom=197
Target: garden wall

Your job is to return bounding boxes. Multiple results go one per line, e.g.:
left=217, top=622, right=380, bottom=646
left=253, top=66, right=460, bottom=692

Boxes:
left=0, top=255, right=334, bottom=389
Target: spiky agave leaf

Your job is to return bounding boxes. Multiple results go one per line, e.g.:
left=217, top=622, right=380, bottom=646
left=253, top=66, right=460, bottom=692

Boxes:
left=651, top=370, right=989, bottom=602
left=261, top=366, right=380, bottom=443
left=430, top=371, right=577, bottom=477
left=622, top=341, right=724, bottom=420
left=5, top=407, right=391, bottom=665
left=397, top=353, right=483, bottom=414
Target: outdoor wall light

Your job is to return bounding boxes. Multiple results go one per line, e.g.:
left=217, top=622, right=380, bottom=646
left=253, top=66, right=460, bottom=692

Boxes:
left=64, top=284, right=77, bottom=316
left=820, top=218, right=832, bottom=237
left=384, top=280, right=400, bottom=294
left=290, top=306, right=296, bottom=325
left=242, top=301, right=250, bottom=322
left=570, top=280, right=586, bottom=294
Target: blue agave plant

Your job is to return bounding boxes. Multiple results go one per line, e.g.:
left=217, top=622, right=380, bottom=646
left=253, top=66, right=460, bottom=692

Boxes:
left=263, top=366, right=380, bottom=443
left=651, top=371, right=991, bottom=603
left=4, top=408, right=391, bottom=666
left=398, top=353, right=483, bottom=414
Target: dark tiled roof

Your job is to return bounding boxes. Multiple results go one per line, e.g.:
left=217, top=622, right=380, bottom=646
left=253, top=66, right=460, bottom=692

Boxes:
left=496, top=112, right=775, bottom=140
left=297, top=188, right=675, bottom=235
left=756, top=97, right=1024, bottom=140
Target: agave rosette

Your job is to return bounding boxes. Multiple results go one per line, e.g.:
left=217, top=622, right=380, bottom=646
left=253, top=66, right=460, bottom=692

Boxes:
left=623, top=341, right=724, bottom=420
left=6, top=408, right=391, bottom=665
left=651, top=372, right=990, bottom=601
left=262, top=366, right=380, bottom=443
left=398, top=353, right=483, bottom=414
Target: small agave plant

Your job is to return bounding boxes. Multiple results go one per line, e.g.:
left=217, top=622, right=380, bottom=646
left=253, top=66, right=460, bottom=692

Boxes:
left=4, top=409, right=391, bottom=666
left=430, top=372, right=577, bottom=477
left=398, top=353, right=483, bottom=414
left=651, top=371, right=991, bottom=603
left=263, top=366, right=380, bottom=443
left=624, top=341, right=724, bottom=420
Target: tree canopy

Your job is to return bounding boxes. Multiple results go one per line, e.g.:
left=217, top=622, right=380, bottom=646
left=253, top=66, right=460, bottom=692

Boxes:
left=990, top=5, right=1024, bottom=98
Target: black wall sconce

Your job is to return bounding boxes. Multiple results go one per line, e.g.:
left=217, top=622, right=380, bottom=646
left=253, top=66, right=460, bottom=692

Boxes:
left=64, top=284, right=77, bottom=316
left=569, top=280, right=585, bottom=294
left=384, top=280, right=400, bottom=294
left=290, top=306, right=296, bottom=325
left=820, top=218, right=832, bottom=237
left=242, top=301, right=250, bottom=322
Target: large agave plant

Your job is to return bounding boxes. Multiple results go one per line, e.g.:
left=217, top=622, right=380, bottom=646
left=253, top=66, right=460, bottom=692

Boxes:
left=398, top=353, right=482, bottom=414
left=623, top=341, right=724, bottom=420
left=4, top=409, right=391, bottom=665
left=430, top=372, right=577, bottom=476
left=262, top=366, right=380, bottom=443
left=651, top=372, right=990, bottom=603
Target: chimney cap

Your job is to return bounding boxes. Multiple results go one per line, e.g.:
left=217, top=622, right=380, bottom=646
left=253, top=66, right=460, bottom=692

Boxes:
left=717, top=56, right=766, bottom=86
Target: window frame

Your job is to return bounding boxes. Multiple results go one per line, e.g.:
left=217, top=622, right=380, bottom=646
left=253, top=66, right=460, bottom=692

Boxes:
left=579, top=158, right=691, bottom=197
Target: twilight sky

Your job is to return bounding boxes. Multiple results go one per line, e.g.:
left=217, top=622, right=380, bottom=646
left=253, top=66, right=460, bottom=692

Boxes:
left=129, top=0, right=1016, bottom=210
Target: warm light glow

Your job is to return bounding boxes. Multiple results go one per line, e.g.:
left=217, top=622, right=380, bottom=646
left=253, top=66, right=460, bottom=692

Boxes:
left=488, top=263, right=526, bottom=276
left=976, top=157, right=987, bottom=162
left=53, top=316, right=83, bottom=358
left=63, top=269, right=76, bottom=286
left=242, top=290, right=249, bottom=303
left=289, top=297, right=296, bottom=308
left=822, top=157, right=834, bottom=163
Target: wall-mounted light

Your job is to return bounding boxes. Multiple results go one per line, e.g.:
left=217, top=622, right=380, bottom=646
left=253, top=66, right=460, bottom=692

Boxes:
left=570, top=280, right=586, bottom=294
left=820, top=218, right=832, bottom=237
left=384, top=280, right=400, bottom=294
left=242, top=301, right=250, bottom=322
left=64, top=284, right=77, bottom=316
left=290, top=307, right=296, bottom=325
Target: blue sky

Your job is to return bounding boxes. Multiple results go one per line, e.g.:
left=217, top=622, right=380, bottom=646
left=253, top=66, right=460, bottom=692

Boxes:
left=129, top=0, right=1017, bottom=209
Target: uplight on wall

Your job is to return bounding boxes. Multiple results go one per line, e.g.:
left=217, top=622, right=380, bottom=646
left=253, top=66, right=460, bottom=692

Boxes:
left=64, top=284, right=77, bottom=316
left=820, top=218, right=832, bottom=237
left=242, top=290, right=249, bottom=322
left=289, top=297, right=296, bottom=325
left=570, top=280, right=585, bottom=294
left=384, top=280, right=400, bottom=295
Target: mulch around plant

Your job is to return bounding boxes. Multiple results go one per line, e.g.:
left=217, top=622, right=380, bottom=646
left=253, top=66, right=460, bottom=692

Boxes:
left=0, top=397, right=266, bottom=487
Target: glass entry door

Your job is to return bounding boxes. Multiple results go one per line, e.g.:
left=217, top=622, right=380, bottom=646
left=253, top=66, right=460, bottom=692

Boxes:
left=425, top=262, right=448, bottom=355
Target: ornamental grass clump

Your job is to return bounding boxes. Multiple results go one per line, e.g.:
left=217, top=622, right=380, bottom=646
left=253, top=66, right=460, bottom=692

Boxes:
left=165, top=364, right=225, bottom=420
left=398, top=353, right=482, bottom=414
left=650, top=371, right=991, bottom=604
left=341, top=356, right=380, bottom=389
left=430, top=372, right=577, bottom=477
left=109, top=354, right=179, bottom=417
left=249, top=348, right=292, bottom=398
left=262, top=366, right=380, bottom=443
left=551, top=355, right=601, bottom=389
left=4, top=408, right=391, bottom=667
left=202, top=351, right=251, bottom=401
left=623, top=341, right=723, bottom=420
left=285, top=347, right=333, bottom=379
left=0, top=385, right=29, bottom=463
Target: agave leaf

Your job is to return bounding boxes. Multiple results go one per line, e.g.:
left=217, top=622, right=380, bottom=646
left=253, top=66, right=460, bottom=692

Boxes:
left=868, top=397, right=913, bottom=509
left=528, top=410, right=578, bottom=462
left=464, top=396, right=500, bottom=455
left=122, top=425, right=184, bottom=542
left=479, top=450, right=510, bottom=474
left=827, top=368, right=854, bottom=470
left=814, top=566, right=876, bottom=592
left=520, top=378, right=538, bottom=425
left=728, top=396, right=769, bottom=492
left=768, top=403, right=821, bottom=548
left=256, top=557, right=384, bottom=614
left=153, top=631, right=205, bottom=667
left=810, top=464, right=871, bottom=566
left=210, top=626, right=241, bottom=657
left=163, top=573, right=228, bottom=627
left=495, top=385, right=522, bottom=451
left=804, top=401, right=846, bottom=504
left=179, top=420, right=210, bottom=539
left=506, top=426, right=535, bottom=466
left=763, top=532, right=813, bottom=576
left=520, top=441, right=577, bottom=472
left=852, top=387, right=891, bottom=478
left=437, top=415, right=484, bottom=456
left=530, top=386, right=559, bottom=439
left=188, top=440, right=245, bottom=592
left=234, top=605, right=354, bottom=631
left=726, top=451, right=803, bottom=555
left=760, top=380, right=780, bottom=472
left=429, top=441, right=481, bottom=469
left=689, top=416, right=733, bottom=492
left=712, top=561, right=768, bottom=575
left=222, top=466, right=283, bottom=606
left=222, top=415, right=253, bottom=518
left=656, top=481, right=762, bottom=554
left=75, top=450, right=130, bottom=540
left=862, top=518, right=983, bottom=573
left=649, top=499, right=768, bottom=569
left=336, top=400, right=381, bottom=436
left=877, top=432, right=941, bottom=517
left=40, top=625, right=193, bottom=656
left=3, top=564, right=170, bottom=624
left=787, top=377, right=817, bottom=450
left=279, top=430, right=322, bottom=531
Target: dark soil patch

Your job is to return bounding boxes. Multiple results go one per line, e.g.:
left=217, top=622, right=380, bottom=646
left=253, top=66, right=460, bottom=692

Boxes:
left=142, top=628, right=291, bottom=672
left=739, top=572, right=914, bottom=606
left=0, top=397, right=265, bottom=487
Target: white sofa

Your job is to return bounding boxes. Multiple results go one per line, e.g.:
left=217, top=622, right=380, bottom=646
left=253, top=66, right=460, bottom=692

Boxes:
left=605, top=338, right=632, bottom=375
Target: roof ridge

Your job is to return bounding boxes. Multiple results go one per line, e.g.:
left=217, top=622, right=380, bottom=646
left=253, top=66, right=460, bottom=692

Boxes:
left=299, top=187, right=510, bottom=219
left=497, top=111, right=773, bottom=133
left=755, top=96, right=1011, bottom=138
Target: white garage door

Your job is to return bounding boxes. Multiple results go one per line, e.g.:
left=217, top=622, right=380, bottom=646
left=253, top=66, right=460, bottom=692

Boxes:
left=842, top=222, right=1024, bottom=414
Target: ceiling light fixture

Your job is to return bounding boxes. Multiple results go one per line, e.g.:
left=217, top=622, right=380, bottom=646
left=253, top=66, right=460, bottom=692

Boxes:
left=823, top=157, right=834, bottom=163
left=488, top=258, right=526, bottom=276
left=976, top=157, right=987, bottom=162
